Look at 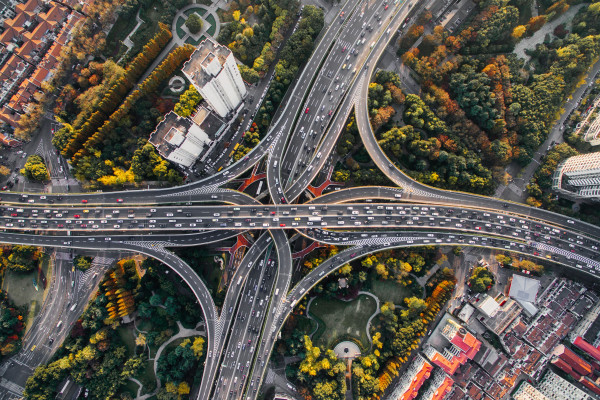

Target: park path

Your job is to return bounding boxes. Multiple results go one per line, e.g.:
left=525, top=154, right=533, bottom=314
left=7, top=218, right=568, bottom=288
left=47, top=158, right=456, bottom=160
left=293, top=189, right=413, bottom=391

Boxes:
left=306, top=292, right=381, bottom=348
left=130, top=321, right=205, bottom=400
left=118, top=9, right=144, bottom=63
left=513, top=4, right=585, bottom=62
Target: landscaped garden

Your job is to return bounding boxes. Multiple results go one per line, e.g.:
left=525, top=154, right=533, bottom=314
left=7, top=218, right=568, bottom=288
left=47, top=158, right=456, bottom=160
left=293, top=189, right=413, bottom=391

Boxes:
left=308, top=294, right=377, bottom=349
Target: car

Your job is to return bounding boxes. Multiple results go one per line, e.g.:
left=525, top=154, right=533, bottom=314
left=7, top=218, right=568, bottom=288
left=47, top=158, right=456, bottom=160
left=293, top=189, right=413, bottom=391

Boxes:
left=305, top=107, right=310, bottom=113
left=384, top=4, right=388, bottom=9
left=40, top=196, right=46, bottom=200
left=280, top=223, right=286, bottom=227
left=116, top=199, right=123, bottom=203
left=82, top=200, right=88, bottom=203
left=74, top=214, right=80, bottom=218
left=1, top=186, right=6, bottom=191
left=342, top=46, right=346, bottom=52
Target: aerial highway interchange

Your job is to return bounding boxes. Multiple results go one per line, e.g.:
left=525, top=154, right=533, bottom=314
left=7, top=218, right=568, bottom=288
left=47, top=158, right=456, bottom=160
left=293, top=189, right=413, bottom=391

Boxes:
left=2, top=0, right=599, bottom=398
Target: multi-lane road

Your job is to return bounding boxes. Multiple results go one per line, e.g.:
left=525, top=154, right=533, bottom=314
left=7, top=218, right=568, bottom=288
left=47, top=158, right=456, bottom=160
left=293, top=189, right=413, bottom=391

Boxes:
left=1, top=0, right=598, bottom=398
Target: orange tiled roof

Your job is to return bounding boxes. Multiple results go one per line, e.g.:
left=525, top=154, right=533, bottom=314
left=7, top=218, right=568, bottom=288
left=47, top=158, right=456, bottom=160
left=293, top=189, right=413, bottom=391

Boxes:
left=3, top=13, right=28, bottom=30
left=430, top=376, right=454, bottom=400
left=55, top=29, right=69, bottom=46
left=0, top=106, right=20, bottom=128
left=40, top=5, right=68, bottom=24
left=400, top=361, right=433, bottom=400
left=15, top=0, right=42, bottom=14
left=30, top=67, right=49, bottom=87
left=450, top=330, right=481, bottom=359
left=24, top=20, right=50, bottom=42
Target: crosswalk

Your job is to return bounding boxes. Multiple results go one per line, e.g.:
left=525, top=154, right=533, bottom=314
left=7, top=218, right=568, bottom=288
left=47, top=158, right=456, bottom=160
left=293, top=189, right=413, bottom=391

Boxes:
left=159, top=185, right=221, bottom=197
left=0, top=378, right=23, bottom=399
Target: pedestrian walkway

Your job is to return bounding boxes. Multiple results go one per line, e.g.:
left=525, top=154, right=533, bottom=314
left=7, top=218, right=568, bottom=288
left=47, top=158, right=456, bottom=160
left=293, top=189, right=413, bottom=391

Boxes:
left=172, top=3, right=223, bottom=47
left=118, top=10, right=144, bottom=63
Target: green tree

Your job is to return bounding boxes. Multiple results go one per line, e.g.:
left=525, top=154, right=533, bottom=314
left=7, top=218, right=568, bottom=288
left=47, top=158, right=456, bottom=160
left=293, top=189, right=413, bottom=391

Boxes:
left=185, top=13, right=203, bottom=34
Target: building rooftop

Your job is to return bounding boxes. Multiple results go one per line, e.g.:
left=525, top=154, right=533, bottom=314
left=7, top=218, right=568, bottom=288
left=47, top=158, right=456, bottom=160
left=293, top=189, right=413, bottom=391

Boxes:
left=574, top=336, right=600, bottom=363
left=182, top=37, right=231, bottom=89
left=509, top=274, right=541, bottom=303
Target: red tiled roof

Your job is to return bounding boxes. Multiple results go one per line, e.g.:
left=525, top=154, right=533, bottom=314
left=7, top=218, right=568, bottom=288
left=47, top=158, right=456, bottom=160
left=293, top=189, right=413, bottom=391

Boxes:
left=30, top=67, right=49, bottom=87
left=574, top=337, right=600, bottom=363
left=400, top=361, right=433, bottom=400
left=3, top=13, right=28, bottom=30
left=579, top=377, right=600, bottom=395
left=0, top=107, right=20, bottom=128
left=450, top=330, right=481, bottom=359
left=24, top=20, right=50, bottom=42
left=48, top=42, right=63, bottom=60
left=40, top=5, right=68, bottom=24
left=15, top=0, right=42, bottom=14
left=555, top=345, right=593, bottom=376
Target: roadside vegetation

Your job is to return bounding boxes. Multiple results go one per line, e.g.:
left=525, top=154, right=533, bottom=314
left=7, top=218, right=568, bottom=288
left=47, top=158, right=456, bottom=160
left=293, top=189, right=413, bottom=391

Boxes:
left=280, top=246, right=456, bottom=400
left=0, top=290, right=25, bottom=359
left=229, top=4, right=325, bottom=160
left=21, top=156, right=50, bottom=182
left=365, top=0, right=600, bottom=196
left=23, top=258, right=205, bottom=400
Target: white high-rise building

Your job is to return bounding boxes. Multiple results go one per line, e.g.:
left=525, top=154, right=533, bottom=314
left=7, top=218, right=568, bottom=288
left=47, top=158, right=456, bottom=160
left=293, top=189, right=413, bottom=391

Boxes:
left=552, top=152, right=600, bottom=201
left=182, top=37, right=247, bottom=118
left=149, top=110, right=223, bottom=168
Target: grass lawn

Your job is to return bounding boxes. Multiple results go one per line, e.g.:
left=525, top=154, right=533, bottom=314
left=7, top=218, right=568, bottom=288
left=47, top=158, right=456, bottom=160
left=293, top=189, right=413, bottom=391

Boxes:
left=186, top=35, right=207, bottom=46
left=184, top=8, right=207, bottom=17
left=123, top=380, right=140, bottom=398
left=309, top=294, right=376, bottom=349
left=369, top=279, right=412, bottom=305
left=117, top=325, right=137, bottom=357
left=295, top=315, right=317, bottom=336
left=176, top=16, right=187, bottom=39
left=206, top=14, right=217, bottom=36
left=3, top=263, right=45, bottom=328
left=176, top=248, right=225, bottom=302
left=103, top=13, right=138, bottom=58
left=137, top=360, right=157, bottom=394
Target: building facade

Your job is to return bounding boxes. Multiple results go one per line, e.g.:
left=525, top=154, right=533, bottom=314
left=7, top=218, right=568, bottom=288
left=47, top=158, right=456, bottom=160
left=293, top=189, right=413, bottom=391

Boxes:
left=537, top=370, right=592, bottom=400
left=512, top=382, right=549, bottom=400
left=182, top=37, right=247, bottom=118
left=552, top=152, right=600, bottom=201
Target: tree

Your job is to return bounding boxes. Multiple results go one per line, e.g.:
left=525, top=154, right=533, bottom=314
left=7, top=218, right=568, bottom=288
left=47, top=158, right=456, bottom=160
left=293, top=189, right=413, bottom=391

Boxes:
left=185, top=13, right=203, bottom=34
left=21, top=155, right=49, bottom=181
left=511, top=25, right=526, bottom=39
left=74, top=255, right=93, bottom=271
left=468, top=267, right=494, bottom=293
left=174, top=85, right=201, bottom=118
left=0, top=165, right=10, bottom=176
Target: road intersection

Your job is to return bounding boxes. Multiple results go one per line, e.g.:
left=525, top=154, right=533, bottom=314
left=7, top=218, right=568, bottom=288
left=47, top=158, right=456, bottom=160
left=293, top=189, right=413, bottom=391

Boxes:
left=0, top=0, right=598, bottom=398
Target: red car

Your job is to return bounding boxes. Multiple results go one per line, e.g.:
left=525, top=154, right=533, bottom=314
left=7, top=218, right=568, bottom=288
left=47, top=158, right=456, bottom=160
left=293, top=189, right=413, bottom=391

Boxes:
left=58, top=224, right=64, bottom=228
left=81, top=199, right=88, bottom=203
left=74, top=215, right=80, bottom=218
left=384, top=4, right=389, bottom=9
left=305, top=107, right=310, bottom=113
left=116, top=198, right=123, bottom=203
left=341, top=46, right=346, bottom=53
left=10, top=213, right=17, bottom=217
left=280, top=223, right=286, bottom=227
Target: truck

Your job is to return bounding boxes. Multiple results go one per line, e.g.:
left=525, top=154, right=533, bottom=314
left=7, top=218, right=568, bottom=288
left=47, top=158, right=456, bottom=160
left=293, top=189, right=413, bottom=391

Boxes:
left=308, top=216, right=322, bottom=222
